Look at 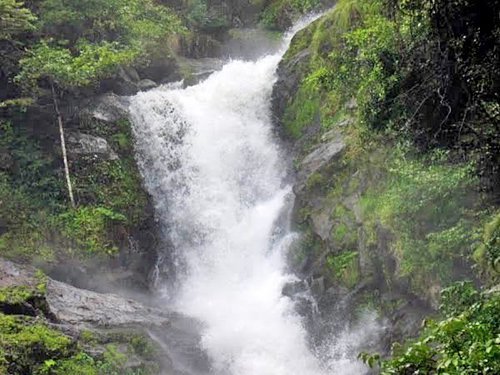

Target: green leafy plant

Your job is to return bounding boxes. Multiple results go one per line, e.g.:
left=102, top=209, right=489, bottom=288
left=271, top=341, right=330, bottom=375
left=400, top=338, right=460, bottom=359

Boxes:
left=0, top=0, right=37, bottom=39
left=59, top=206, right=126, bottom=257
left=361, top=282, right=500, bottom=374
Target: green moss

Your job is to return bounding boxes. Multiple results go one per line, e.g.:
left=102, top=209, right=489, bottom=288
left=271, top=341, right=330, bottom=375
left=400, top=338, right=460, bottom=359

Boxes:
left=0, top=313, right=74, bottom=373
left=0, top=117, right=149, bottom=265
left=283, top=83, right=320, bottom=139
left=291, top=227, right=322, bottom=268
left=326, top=251, right=360, bottom=288
left=474, top=212, right=500, bottom=284
left=365, top=284, right=500, bottom=374
left=359, top=148, right=479, bottom=297
left=305, top=172, right=326, bottom=190
left=58, top=206, right=126, bottom=257
left=129, top=335, right=156, bottom=360
left=332, top=223, right=349, bottom=243
left=0, top=286, right=36, bottom=305
left=0, top=313, right=156, bottom=375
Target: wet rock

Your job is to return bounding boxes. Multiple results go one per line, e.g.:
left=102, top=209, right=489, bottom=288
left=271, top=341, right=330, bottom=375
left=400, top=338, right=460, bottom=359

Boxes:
left=123, top=66, right=141, bottom=83
left=310, top=276, right=325, bottom=297
left=295, top=130, right=345, bottom=193
left=282, top=280, right=308, bottom=297
left=46, top=279, right=169, bottom=328
left=179, top=34, right=223, bottom=59
left=137, top=55, right=182, bottom=83
left=84, top=93, right=130, bottom=123
left=67, top=132, right=119, bottom=161
left=0, top=258, right=169, bottom=329
left=138, top=79, right=158, bottom=92
left=100, top=66, right=139, bottom=95
left=272, top=49, right=312, bottom=130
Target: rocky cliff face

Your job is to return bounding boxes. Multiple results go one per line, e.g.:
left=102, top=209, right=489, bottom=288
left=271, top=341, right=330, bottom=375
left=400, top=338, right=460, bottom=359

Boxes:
left=272, top=14, right=435, bottom=350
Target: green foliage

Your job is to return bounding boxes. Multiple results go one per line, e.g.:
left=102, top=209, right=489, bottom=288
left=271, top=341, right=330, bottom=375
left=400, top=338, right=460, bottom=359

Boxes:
left=0, top=284, right=44, bottom=306
left=16, top=40, right=138, bottom=91
left=307, top=7, right=400, bottom=130
left=474, top=213, right=500, bottom=284
left=326, top=250, right=360, bottom=288
left=39, top=0, right=182, bottom=45
left=59, top=206, right=126, bottom=257
left=0, top=313, right=74, bottom=373
left=260, top=0, right=321, bottom=29
left=0, top=0, right=36, bottom=39
left=0, top=313, right=145, bottom=375
left=330, top=0, right=383, bottom=31
left=362, top=283, right=500, bottom=374
left=0, top=119, right=147, bottom=263
left=14, top=0, right=183, bottom=92
left=185, top=0, right=229, bottom=30
left=283, top=83, right=320, bottom=138
left=361, top=148, right=478, bottom=295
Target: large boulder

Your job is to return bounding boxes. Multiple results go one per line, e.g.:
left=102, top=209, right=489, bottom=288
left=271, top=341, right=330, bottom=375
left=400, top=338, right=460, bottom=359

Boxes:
left=82, top=93, right=130, bottom=123
left=0, top=259, right=169, bottom=329
left=67, top=132, right=119, bottom=161
left=0, top=258, right=212, bottom=374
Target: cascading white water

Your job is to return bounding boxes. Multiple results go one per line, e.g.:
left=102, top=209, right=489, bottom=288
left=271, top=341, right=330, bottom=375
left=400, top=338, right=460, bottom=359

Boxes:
left=130, top=17, right=370, bottom=375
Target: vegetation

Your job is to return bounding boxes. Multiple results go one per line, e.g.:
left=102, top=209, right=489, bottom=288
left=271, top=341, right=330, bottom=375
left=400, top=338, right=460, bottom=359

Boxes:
left=0, top=312, right=153, bottom=375
left=0, top=0, right=36, bottom=39
left=15, top=0, right=182, bottom=92
left=260, top=0, right=322, bottom=29
left=281, top=0, right=499, bottom=370
left=361, top=282, right=500, bottom=374
left=1, top=0, right=499, bottom=373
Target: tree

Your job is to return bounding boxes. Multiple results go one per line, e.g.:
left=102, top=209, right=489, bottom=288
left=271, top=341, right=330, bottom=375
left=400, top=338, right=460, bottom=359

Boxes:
left=0, top=0, right=36, bottom=39
left=11, top=0, right=183, bottom=208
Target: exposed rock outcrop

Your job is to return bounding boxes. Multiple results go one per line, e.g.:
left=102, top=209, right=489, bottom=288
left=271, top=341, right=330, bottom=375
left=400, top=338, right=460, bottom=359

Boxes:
left=0, top=259, right=169, bottom=329
left=0, top=258, right=211, bottom=374
left=272, top=12, right=432, bottom=354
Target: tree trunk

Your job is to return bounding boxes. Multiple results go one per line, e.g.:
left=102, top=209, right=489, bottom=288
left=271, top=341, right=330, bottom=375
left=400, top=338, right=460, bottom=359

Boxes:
left=51, top=82, right=75, bottom=208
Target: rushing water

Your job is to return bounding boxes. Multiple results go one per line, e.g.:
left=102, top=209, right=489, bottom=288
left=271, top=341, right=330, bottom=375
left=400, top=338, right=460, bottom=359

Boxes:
left=129, top=17, right=371, bottom=375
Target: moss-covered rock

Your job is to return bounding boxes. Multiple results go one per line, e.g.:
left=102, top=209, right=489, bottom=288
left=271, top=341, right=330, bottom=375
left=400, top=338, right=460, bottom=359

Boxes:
left=0, top=258, right=176, bottom=374
left=273, top=6, right=496, bottom=348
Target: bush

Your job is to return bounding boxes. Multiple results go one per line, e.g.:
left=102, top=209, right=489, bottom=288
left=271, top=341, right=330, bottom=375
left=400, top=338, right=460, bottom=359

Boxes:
left=59, top=206, right=126, bottom=257
left=361, top=282, right=500, bottom=374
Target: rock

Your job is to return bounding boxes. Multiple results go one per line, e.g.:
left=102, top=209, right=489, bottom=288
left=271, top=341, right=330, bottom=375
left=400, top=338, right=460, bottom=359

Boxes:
left=282, top=280, right=308, bottom=297
left=84, top=93, right=130, bottom=123
left=310, top=276, right=325, bottom=297
left=295, top=130, right=346, bottom=193
left=137, top=55, right=182, bottom=83
left=67, top=132, right=119, bottom=161
left=100, top=66, right=139, bottom=95
left=0, top=258, right=170, bottom=329
left=310, top=208, right=333, bottom=242
left=177, top=57, right=224, bottom=86
left=46, top=279, right=170, bottom=328
left=0, top=259, right=39, bottom=289
left=137, top=79, right=157, bottom=91
left=272, top=48, right=312, bottom=130
left=0, top=258, right=197, bottom=374
left=300, top=131, right=346, bottom=177
left=178, top=34, right=223, bottom=59
left=123, top=66, right=140, bottom=83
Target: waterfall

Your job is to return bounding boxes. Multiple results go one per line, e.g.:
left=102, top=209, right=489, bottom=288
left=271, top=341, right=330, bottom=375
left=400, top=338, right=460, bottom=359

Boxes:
left=129, top=16, right=369, bottom=375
